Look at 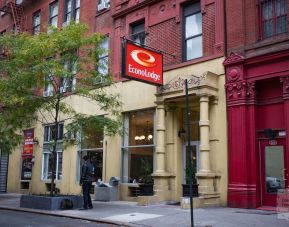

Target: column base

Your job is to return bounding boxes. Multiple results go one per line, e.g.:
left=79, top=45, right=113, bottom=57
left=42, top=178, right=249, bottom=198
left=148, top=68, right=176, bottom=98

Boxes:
left=181, top=193, right=221, bottom=209
left=196, top=171, right=219, bottom=194
left=152, top=172, right=173, bottom=201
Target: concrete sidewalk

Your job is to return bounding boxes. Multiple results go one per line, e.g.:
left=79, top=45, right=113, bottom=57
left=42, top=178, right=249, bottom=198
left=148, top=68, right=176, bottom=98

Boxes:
left=0, top=193, right=289, bottom=227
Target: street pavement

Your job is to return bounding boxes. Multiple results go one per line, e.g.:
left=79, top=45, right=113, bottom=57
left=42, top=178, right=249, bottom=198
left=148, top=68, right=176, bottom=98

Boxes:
left=0, top=193, right=289, bottom=227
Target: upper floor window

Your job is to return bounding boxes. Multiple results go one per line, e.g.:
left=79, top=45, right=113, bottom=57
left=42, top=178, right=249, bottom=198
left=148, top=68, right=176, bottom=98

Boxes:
left=60, top=60, right=77, bottom=93
left=32, top=11, right=41, bottom=35
left=64, top=0, right=80, bottom=25
left=183, top=2, right=202, bottom=61
left=49, top=1, right=58, bottom=27
left=131, top=21, right=145, bottom=45
left=43, top=74, right=54, bottom=97
left=260, top=0, right=287, bottom=39
left=97, top=0, right=110, bottom=12
left=97, top=36, right=109, bottom=76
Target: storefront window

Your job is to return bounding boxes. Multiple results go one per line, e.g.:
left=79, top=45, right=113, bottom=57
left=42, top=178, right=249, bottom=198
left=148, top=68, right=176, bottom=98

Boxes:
left=77, top=124, right=104, bottom=182
left=42, top=123, right=64, bottom=181
left=122, top=109, right=155, bottom=183
left=42, top=151, right=62, bottom=180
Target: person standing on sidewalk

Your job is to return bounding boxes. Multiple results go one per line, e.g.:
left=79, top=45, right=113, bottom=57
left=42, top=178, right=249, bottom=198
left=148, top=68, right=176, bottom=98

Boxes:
left=80, top=155, right=94, bottom=210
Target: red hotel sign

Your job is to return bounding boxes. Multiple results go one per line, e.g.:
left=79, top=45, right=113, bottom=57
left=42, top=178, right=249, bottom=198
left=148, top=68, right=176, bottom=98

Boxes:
left=122, top=40, right=163, bottom=86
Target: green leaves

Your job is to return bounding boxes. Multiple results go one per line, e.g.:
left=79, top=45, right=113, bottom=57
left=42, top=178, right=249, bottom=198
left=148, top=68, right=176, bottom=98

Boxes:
left=0, top=23, right=121, bottom=152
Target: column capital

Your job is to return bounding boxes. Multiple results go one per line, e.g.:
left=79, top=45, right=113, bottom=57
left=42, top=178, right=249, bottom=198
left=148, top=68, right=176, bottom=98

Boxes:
left=199, top=95, right=210, bottom=102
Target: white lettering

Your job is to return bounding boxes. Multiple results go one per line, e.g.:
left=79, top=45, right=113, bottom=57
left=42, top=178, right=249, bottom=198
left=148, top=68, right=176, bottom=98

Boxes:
left=128, top=64, right=161, bottom=81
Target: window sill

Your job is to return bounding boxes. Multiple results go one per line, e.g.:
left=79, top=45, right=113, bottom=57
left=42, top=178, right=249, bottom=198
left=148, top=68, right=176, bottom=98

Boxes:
left=245, top=33, right=289, bottom=52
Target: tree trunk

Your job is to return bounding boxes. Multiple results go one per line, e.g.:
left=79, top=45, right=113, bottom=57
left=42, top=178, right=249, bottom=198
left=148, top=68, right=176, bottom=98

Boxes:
left=50, top=96, right=60, bottom=197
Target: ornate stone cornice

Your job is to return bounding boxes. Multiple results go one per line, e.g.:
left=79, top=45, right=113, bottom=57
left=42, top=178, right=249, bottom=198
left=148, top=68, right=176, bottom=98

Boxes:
left=157, top=74, right=206, bottom=94
left=225, top=81, right=255, bottom=106
left=223, top=52, right=245, bottom=66
left=280, top=76, right=289, bottom=99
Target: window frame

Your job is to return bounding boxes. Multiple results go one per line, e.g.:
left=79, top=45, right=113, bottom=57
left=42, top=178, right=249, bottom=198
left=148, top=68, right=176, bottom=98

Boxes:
left=41, top=150, right=63, bottom=181
left=43, top=123, right=64, bottom=143
left=130, top=21, right=146, bottom=45
left=32, top=10, right=41, bottom=35
left=259, top=0, right=288, bottom=39
left=121, top=109, right=156, bottom=184
left=182, top=2, right=203, bottom=61
left=49, top=1, right=59, bottom=27
left=64, top=0, right=80, bottom=25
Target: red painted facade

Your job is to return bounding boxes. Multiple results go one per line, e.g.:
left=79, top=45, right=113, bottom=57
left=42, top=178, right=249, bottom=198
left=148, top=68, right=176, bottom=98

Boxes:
left=225, top=0, right=289, bottom=208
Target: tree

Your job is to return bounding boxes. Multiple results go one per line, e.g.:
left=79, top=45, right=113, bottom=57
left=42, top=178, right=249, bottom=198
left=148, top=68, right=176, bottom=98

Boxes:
left=0, top=23, right=122, bottom=196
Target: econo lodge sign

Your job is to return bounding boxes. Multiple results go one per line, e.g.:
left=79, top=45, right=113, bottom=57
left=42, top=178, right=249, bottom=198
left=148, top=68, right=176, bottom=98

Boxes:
left=122, top=41, right=163, bottom=86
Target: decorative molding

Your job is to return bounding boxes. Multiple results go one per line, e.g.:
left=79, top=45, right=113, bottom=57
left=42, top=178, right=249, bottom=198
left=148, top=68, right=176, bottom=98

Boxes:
left=227, top=66, right=241, bottom=82
left=157, top=74, right=206, bottom=94
left=223, top=52, right=245, bottom=66
left=280, top=76, right=289, bottom=99
left=225, top=81, right=255, bottom=103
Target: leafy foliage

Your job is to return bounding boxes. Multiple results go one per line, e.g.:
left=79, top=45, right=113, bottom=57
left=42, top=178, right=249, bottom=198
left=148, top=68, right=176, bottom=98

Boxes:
left=0, top=23, right=122, bottom=195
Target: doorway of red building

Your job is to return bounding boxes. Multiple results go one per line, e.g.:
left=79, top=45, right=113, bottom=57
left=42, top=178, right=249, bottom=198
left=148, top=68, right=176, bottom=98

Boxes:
left=259, top=138, right=288, bottom=207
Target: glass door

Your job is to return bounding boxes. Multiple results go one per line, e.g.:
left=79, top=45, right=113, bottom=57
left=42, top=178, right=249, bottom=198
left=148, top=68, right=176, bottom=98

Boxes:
left=260, top=139, right=287, bottom=206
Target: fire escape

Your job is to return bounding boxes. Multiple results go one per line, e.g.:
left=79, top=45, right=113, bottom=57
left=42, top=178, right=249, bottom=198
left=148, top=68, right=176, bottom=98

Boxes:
left=0, top=0, right=26, bottom=34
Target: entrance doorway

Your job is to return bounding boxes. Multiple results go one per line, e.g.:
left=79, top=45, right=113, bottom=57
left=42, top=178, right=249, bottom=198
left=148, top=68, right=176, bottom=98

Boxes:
left=259, top=139, right=288, bottom=206
left=183, top=141, right=200, bottom=184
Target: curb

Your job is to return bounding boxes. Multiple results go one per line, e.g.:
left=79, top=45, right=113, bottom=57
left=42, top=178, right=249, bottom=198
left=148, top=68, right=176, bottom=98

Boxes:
left=0, top=206, right=138, bottom=227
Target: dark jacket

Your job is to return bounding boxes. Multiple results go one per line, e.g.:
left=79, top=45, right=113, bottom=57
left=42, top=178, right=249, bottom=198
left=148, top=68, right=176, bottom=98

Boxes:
left=80, top=161, right=94, bottom=182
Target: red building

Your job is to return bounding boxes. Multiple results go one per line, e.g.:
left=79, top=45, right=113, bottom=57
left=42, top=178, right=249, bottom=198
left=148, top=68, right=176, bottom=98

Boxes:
left=225, top=0, right=289, bottom=208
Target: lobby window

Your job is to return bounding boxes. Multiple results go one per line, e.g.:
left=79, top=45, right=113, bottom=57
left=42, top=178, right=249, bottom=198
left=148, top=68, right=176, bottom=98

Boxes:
left=131, top=21, right=145, bottom=45
left=64, top=0, right=80, bottom=26
left=32, top=11, right=41, bottom=35
left=95, top=36, right=109, bottom=83
left=122, top=109, right=155, bottom=183
left=183, top=2, right=202, bottom=61
left=260, top=0, right=287, bottom=39
left=49, top=1, right=58, bottom=27
left=42, top=123, right=64, bottom=181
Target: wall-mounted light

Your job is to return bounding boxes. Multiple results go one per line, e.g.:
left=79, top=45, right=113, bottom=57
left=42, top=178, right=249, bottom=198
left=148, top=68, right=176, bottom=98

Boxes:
left=178, top=128, right=186, bottom=138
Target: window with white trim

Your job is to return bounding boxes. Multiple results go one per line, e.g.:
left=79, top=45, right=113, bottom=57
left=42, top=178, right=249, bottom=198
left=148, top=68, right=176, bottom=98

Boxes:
left=43, top=123, right=64, bottom=143
left=43, top=74, right=54, bottom=97
left=42, top=123, right=64, bottom=180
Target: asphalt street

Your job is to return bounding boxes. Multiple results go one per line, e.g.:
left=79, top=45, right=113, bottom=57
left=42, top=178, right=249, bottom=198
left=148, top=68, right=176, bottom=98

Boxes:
left=0, top=210, right=117, bottom=227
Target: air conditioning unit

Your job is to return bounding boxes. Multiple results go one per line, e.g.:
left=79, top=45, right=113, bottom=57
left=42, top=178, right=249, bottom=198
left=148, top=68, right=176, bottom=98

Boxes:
left=98, top=0, right=110, bottom=12
left=43, top=90, right=53, bottom=97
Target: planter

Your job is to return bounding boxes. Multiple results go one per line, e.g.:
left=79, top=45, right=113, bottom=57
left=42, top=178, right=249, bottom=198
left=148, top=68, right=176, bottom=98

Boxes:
left=139, top=183, right=154, bottom=196
left=20, top=194, right=83, bottom=210
left=182, top=184, right=199, bottom=197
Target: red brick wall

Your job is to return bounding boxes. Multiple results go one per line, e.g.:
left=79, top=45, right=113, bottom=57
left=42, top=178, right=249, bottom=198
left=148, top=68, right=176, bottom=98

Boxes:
left=203, top=3, right=216, bottom=57
left=147, top=18, right=182, bottom=67
left=226, top=0, right=289, bottom=56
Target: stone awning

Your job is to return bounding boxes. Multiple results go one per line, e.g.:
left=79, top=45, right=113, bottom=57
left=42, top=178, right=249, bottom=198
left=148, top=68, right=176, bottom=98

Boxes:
left=156, top=71, right=219, bottom=100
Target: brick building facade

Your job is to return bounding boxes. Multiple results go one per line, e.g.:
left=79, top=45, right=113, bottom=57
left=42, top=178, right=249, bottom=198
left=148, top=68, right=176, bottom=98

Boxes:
left=1, top=0, right=228, bottom=207
left=225, top=0, right=289, bottom=208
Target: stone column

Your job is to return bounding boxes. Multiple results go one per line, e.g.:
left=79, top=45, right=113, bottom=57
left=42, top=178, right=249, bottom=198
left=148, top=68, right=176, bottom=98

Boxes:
left=152, top=100, right=171, bottom=201
left=155, top=101, right=166, bottom=174
left=197, top=95, right=215, bottom=194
